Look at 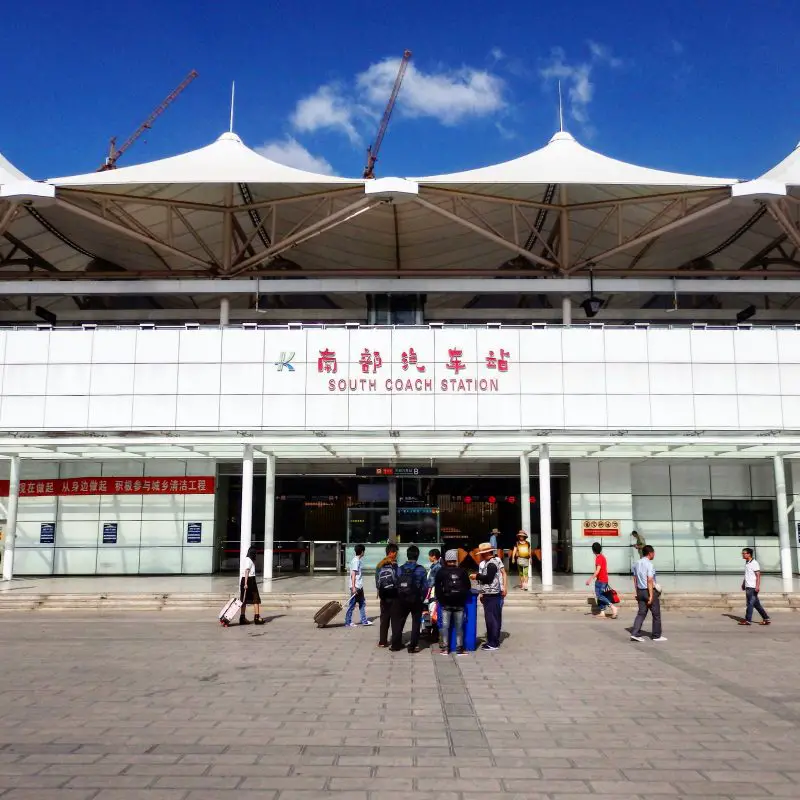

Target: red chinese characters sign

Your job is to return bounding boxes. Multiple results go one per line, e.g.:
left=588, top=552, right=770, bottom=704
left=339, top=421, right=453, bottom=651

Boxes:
left=0, top=477, right=215, bottom=498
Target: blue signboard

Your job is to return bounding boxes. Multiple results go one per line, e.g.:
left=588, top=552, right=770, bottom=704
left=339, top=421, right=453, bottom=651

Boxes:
left=187, top=522, right=202, bottom=544
left=39, top=523, right=55, bottom=544
left=102, top=523, right=118, bottom=544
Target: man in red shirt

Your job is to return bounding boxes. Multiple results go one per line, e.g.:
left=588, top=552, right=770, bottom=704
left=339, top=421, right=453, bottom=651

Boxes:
left=586, top=541, right=617, bottom=619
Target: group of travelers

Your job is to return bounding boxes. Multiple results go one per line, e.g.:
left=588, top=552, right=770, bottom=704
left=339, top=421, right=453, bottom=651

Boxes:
left=348, top=540, right=508, bottom=654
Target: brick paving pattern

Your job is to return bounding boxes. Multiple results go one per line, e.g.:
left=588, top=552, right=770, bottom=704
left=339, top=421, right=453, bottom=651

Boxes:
left=0, top=608, right=798, bottom=798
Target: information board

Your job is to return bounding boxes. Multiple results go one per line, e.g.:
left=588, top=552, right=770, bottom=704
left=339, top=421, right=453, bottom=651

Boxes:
left=186, top=522, right=202, bottom=544
left=355, top=466, right=438, bottom=477
left=102, top=523, right=118, bottom=544
left=39, top=523, right=55, bottom=544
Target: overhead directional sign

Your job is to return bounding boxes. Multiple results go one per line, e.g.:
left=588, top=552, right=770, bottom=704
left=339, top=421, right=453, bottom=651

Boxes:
left=356, top=466, right=438, bottom=477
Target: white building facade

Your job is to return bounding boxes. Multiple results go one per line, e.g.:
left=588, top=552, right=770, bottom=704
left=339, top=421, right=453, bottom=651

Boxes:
left=0, top=323, right=799, bottom=585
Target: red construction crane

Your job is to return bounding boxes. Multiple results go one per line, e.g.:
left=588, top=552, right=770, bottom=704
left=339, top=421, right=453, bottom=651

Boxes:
left=363, top=50, right=412, bottom=179
left=99, top=70, right=199, bottom=171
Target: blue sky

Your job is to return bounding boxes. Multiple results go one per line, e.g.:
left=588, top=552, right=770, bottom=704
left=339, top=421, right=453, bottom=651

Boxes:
left=2, top=0, right=798, bottom=181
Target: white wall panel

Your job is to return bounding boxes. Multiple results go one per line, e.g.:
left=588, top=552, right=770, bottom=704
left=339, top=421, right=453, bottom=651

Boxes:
left=694, top=395, right=738, bottom=428
left=606, top=363, right=649, bottom=394
left=562, top=328, right=604, bottom=362
left=650, top=395, right=694, bottom=428
left=690, top=329, right=735, bottom=362
left=177, top=364, right=221, bottom=395
left=54, top=548, right=98, bottom=574
left=710, top=464, right=751, bottom=498
left=141, top=494, right=184, bottom=521
left=564, top=395, right=607, bottom=427
left=4, top=364, right=47, bottom=395
left=219, top=394, right=263, bottom=428
left=48, top=331, right=94, bottom=364
left=632, top=495, right=672, bottom=521
left=46, top=364, right=91, bottom=395
left=135, top=329, right=179, bottom=363
left=518, top=327, right=561, bottom=362
left=632, top=464, right=671, bottom=496
left=648, top=363, right=692, bottom=395
left=520, top=395, right=564, bottom=428
left=178, top=329, right=222, bottom=363
left=57, top=496, right=101, bottom=522
left=131, top=395, right=177, bottom=428
left=90, top=363, right=135, bottom=395
left=739, top=396, right=782, bottom=428
left=477, top=394, right=521, bottom=429
left=220, top=363, right=263, bottom=395
left=604, top=328, right=648, bottom=362
left=734, top=329, right=778, bottom=363
left=349, top=394, right=392, bottom=430
left=263, top=394, right=307, bottom=428
left=671, top=495, right=704, bottom=521
left=606, top=395, right=651, bottom=428
left=647, top=329, right=691, bottom=363
left=5, top=331, right=50, bottom=364
left=13, top=548, right=54, bottom=575
left=563, top=363, right=605, bottom=394
left=175, top=395, right=220, bottom=428
left=138, top=547, right=182, bottom=574
left=599, top=461, right=632, bottom=494
left=140, top=519, right=183, bottom=547
left=134, top=363, right=178, bottom=395
left=520, top=363, right=563, bottom=394
left=670, top=464, right=711, bottom=496
left=750, top=464, right=776, bottom=497
left=777, top=330, right=800, bottom=363
left=221, top=328, right=265, bottom=363
left=91, top=329, right=137, bottom=363
left=1, top=396, right=45, bottom=428
left=692, top=364, right=736, bottom=395
left=100, top=495, right=143, bottom=522
left=88, top=395, right=134, bottom=429
left=182, top=547, right=213, bottom=574
left=43, top=395, right=90, bottom=429
left=434, top=394, right=478, bottom=429
left=96, top=548, right=140, bottom=575
left=736, top=364, right=781, bottom=395
left=781, top=397, right=800, bottom=428
left=391, top=393, right=435, bottom=429
left=570, top=461, right=599, bottom=494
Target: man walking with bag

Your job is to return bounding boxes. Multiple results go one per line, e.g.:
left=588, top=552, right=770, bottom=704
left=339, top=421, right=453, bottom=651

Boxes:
left=375, top=543, right=399, bottom=648
left=739, top=548, right=771, bottom=626
left=630, top=545, right=666, bottom=642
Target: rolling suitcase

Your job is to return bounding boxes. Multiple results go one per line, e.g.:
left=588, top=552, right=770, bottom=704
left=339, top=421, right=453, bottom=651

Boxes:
left=219, top=596, right=243, bottom=627
left=314, top=600, right=343, bottom=627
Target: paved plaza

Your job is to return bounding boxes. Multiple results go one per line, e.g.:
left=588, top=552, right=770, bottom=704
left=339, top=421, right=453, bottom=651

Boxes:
left=0, top=608, right=800, bottom=799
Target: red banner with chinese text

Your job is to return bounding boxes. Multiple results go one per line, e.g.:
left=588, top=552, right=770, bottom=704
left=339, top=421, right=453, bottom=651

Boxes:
left=0, top=477, right=215, bottom=498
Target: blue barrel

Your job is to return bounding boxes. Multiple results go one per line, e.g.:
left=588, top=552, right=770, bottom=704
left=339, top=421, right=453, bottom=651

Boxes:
left=437, top=590, right=479, bottom=651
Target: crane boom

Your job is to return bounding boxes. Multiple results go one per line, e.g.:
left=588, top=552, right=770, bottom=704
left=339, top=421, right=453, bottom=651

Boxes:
left=100, top=70, right=199, bottom=170
left=363, top=50, right=411, bottom=179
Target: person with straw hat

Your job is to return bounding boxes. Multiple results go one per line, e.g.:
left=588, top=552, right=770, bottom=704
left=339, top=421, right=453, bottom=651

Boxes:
left=470, top=541, right=507, bottom=651
left=510, top=530, right=532, bottom=591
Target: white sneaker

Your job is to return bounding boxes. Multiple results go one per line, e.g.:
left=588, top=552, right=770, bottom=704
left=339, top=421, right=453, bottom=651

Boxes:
left=630, top=635, right=645, bottom=642
left=653, top=636, right=668, bottom=642
left=345, top=623, right=356, bottom=628
left=360, top=620, right=374, bottom=626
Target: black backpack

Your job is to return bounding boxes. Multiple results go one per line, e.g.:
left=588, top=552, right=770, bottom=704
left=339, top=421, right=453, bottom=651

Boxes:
left=376, top=562, right=398, bottom=598
left=397, top=565, right=419, bottom=603
left=439, top=568, right=469, bottom=607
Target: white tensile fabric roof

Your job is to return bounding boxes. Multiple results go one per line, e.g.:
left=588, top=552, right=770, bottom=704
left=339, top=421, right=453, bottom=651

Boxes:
left=0, top=152, right=28, bottom=182
left=0, top=128, right=795, bottom=291
left=761, top=140, right=800, bottom=186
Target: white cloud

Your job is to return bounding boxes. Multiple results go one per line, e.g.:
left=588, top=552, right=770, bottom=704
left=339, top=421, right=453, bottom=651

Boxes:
left=256, top=137, right=335, bottom=175
left=490, top=47, right=505, bottom=62
left=286, top=57, right=505, bottom=147
left=289, top=85, right=361, bottom=144
left=357, top=58, right=506, bottom=125
left=670, top=39, right=684, bottom=55
left=539, top=42, right=622, bottom=129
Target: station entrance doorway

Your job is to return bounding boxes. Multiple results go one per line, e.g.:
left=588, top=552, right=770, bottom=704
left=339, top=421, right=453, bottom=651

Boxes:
left=215, top=463, right=571, bottom=575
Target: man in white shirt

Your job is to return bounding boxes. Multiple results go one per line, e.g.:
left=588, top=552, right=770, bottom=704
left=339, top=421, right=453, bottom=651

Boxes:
left=630, top=545, right=666, bottom=642
left=345, top=544, right=372, bottom=627
left=740, top=548, right=771, bottom=626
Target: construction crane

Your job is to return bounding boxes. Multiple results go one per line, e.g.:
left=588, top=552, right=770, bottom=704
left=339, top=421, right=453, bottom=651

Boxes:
left=99, top=70, right=199, bottom=170
left=363, top=50, right=411, bottom=179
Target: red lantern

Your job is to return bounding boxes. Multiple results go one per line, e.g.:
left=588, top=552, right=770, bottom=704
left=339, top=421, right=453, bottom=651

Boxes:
left=507, top=495, right=516, bottom=504
left=530, top=496, right=537, bottom=503
left=488, top=495, right=496, bottom=504
left=464, top=496, right=472, bottom=504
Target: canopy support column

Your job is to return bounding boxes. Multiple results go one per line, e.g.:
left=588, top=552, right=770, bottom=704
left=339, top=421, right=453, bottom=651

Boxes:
left=388, top=479, right=397, bottom=544
left=220, top=297, right=230, bottom=326
left=263, top=453, right=275, bottom=592
left=2, top=456, right=20, bottom=581
left=561, top=296, right=572, bottom=326
left=239, top=445, right=254, bottom=577
left=773, top=455, right=794, bottom=593
left=539, top=445, right=553, bottom=590
left=520, top=453, right=532, bottom=590
left=559, top=186, right=570, bottom=272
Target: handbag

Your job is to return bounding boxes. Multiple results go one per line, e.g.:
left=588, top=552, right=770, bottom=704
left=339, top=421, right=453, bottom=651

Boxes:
left=603, top=587, right=621, bottom=605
